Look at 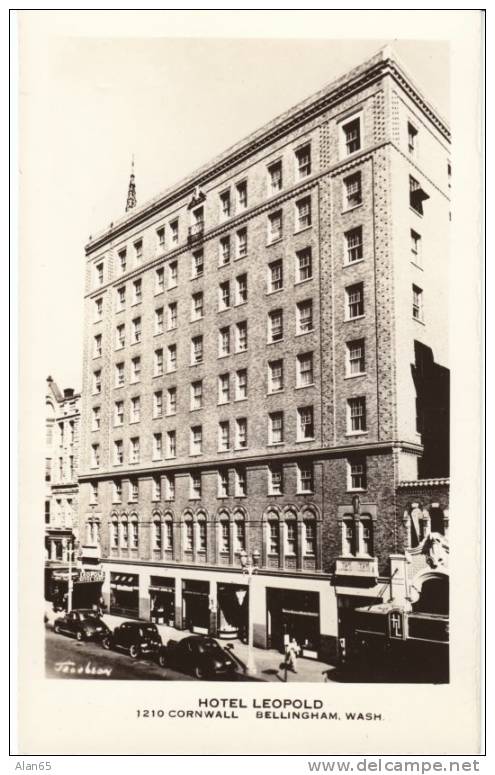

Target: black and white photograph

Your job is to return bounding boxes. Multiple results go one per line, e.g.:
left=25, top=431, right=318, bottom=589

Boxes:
left=14, top=9, right=483, bottom=757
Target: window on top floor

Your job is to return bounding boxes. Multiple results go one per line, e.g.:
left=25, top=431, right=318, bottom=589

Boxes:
left=295, top=143, right=311, bottom=179
left=342, top=115, right=361, bottom=155
left=407, top=121, right=418, bottom=155
left=118, top=248, right=127, bottom=273
left=268, top=160, right=282, bottom=194
left=236, top=180, right=248, bottom=211
left=156, top=226, right=165, bottom=251
left=134, top=239, right=143, bottom=265
left=170, top=219, right=179, bottom=245
left=409, top=175, right=429, bottom=215
left=220, top=190, right=231, bottom=220
left=95, top=262, right=104, bottom=286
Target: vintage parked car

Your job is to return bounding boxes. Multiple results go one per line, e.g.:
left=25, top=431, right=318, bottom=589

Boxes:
left=53, top=609, right=111, bottom=642
left=102, top=621, right=163, bottom=659
left=157, top=635, right=237, bottom=679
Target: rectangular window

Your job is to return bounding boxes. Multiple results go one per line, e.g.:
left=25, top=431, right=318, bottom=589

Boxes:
left=343, top=116, right=361, bottom=154
left=132, top=279, right=142, bottom=305
left=286, top=522, right=297, bottom=555
left=235, top=368, right=247, bottom=400
left=296, top=196, right=312, bottom=230
left=114, top=400, right=124, bottom=426
left=305, top=521, right=316, bottom=556
left=92, top=405, right=101, bottom=431
left=236, top=418, right=248, bottom=449
left=296, top=247, right=312, bottom=282
left=129, top=437, right=140, bottom=464
left=167, top=301, right=177, bottom=330
left=114, top=440, right=123, bottom=465
left=347, top=339, right=366, bottom=376
left=168, top=260, right=178, bottom=288
left=348, top=456, right=367, bottom=491
left=297, top=299, right=313, bottom=333
left=191, top=380, right=203, bottom=411
left=218, top=470, right=229, bottom=499
left=411, top=229, right=422, bottom=265
left=219, top=235, right=231, bottom=266
left=192, top=291, right=204, bottom=320
left=154, top=348, right=164, bottom=377
left=154, top=307, right=164, bottom=335
left=269, top=411, right=284, bottom=444
left=113, top=480, right=122, bottom=503
left=190, top=473, right=202, bottom=499
left=129, top=479, right=139, bottom=501
left=236, top=321, right=248, bottom=352
left=236, top=228, right=247, bottom=259
left=409, top=175, right=429, bottom=215
left=117, top=286, right=126, bottom=310
left=192, top=250, right=204, bottom=278
left=236, top=180, right=248, bottom=210
left=408, top=121, right=418, bottom=155
left=156, top=226, right=165, bottom=251
left=344, top=172, right=362, bottom=209
left=269, top=466, right=283, bottom=496
left=91, top=444, right=100, bottom=468
left=153, top=391, right=163, bottom=419
left=152, top=475, right=161, bottom=502
left=297, top=405, right=314, bottom=440
left=118, top=249, right=127, bottom=273
left=235, top=467, right=246, bottom=497
left=131, top=356, right=141, bottom=382
left=167, top=344, right=177, bottom=372
left=130, top=395, right=141, bottom=423
left=93, top=369, right=102, bottom=394
left=219, top=327, right=230, bottom=357
left=269, top=521, right=280, bottom=554
left=132, top=316, right=142, bottom=344
left=93, top=334, right=102, bottom=358
left=166, top=430, right=176, bottom=458
left=298, top=464, right=314, bottom=493
left=269, top=309, right=283, bottom=342
left=191, top=336, right=203, bottom=365
left=115, top=362, right=125, bottom=387
left=165, top=473, right=175, bottom=501
left=219, top=281, right=230, bottom=311
left=190, top=426, right=202, bottom=455
left=296, top=143, right=311, bottom=179
left=94, top=297, right=103, bottom=321
left=236, top=273, right=247, bottom=304
left=297, top=351, right=314, bottom=387
left=268, top=160, right=282, bottom=193
left=345, top=226, right=363, bottom=263
left=220, top=190, right=231, bottom=219
left=95, top=262, right=104, bottom=286
left=153, top=433, right=162, bottom=460
left=412, top=285, right=423, bottom=321
left=268, top=359, right=284, bottom=393
left=346, top=282, right=364, bottom=319
left=116, top=324, right=125, bottom=349
left=347, top=397, right=367, bottom=433
left=268, top=210, right=283, bottom=242
left=269, top=259, right=283, bottom=292
left=197, top=520, right=207, bottom=550
left=170, top=219, right=179, bottom=245
left=218, top=373, right=230, bottom=404
left=155, top=267, right=164, bottom=293
left=167, top=386, right=177, bottom=415
left=219, top=421, right=230, bottom=451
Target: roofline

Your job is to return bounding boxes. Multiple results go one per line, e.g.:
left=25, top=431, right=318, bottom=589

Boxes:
left=86, top=47, right=450, bottom=256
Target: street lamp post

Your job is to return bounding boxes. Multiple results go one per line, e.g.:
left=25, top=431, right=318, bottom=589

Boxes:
left=67, top=536, right=79, bottom=613
left=240, top=548, right=260, bottom=676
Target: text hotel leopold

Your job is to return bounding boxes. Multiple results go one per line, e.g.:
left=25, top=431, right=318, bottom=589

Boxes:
left=78, top=48, right=450, bottom=662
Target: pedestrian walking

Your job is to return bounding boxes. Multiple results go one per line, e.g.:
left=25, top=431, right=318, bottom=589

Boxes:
left=285, top=637, right=300, bottom=674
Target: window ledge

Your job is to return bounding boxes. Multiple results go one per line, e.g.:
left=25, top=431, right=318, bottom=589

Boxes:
left=235, top=300, right=248, bottom=308
left=218, top=306, right=231, bottom=314
left=295, top=437, right=316, bottom=444
left=347, top=488, right=367, bottom=494
left=217, top=448, right=232, bottom=454
left=345, top=314, right=365, bottom=323
left=413, top=317, right=425, bottom=325
left=295, top=329, right=314, bottom=338
left=190, top=317, right=204, bottom=324
left=295, top=383, right=315, bottom=390
left=344, top=372, right=367, bottom=380
left=267, top=338, right=284, bottom=346
left=267, top=390, right=284, bottom=397
left=344, top=258, right=365, bottom=269
left=266, top=287, right=284, bottom=296
left=345, top=431, right=369, bottom=438
left=342, top=203, right=363, bottom=215
left=294, top=277, right=314, bottom=287
left=234, top=397, right=248, bottom=403
left=293, top=225, right=312, bottom=236
left=266, top=237, right=283, bottom=247
left=297, top=490, right=314, bottom=496
left=268, top=442, right=285, bottom=447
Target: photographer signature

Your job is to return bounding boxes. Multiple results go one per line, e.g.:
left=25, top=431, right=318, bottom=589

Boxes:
left=54, top=660, right=113, bottom=677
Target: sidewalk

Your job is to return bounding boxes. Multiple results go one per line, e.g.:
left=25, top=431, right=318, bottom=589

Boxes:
left=101, top=612, right=337, bottom=683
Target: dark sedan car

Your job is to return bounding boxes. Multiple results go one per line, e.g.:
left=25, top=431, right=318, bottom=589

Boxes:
left=102, top=621, right=163, bottom=659
left=53, top=609, right=110, bottom=642
left=158, top=635, right=237, bottom=679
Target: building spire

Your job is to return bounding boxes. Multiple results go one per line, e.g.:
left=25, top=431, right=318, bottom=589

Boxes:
left=125, top=155, right=137, bottom=212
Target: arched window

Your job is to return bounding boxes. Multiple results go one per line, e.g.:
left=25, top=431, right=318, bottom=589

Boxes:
left=85, top=520, right=92, bottom=545
left=234, top=520, right=245, bottom=553
left=164, top=518, right=174, bottom=551
left=184, top=517, right=193, bottom=551
left=120, top=519, right=129, bottom=548
left=303, top=520, right=316, bottom=556
left=196, top=514, right=207, bottom=552
left=268, top=520, right=280, bottom=555
left=360, top=516, right=373, bottom=556
left=153, top=519, right=162, bottom=551
left=342, top=517, right=355, bottom=556
left=219, top=520, right=230, bottom=554
left=285, top=519, right=297, bottom=556
left=111, top=520, right=119, bottom=549
left=130, top=517, right=139, bottom=549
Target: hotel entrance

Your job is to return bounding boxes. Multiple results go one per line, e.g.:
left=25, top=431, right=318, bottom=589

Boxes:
left=182, top=579, right=210, bottom=634
left=149, top=576, right=175, bottom=626
left=217, top=583, right=248, bottom=640
left=266, top=588, right=321, bottom=659
left=109, top=572, right=139, bottom=618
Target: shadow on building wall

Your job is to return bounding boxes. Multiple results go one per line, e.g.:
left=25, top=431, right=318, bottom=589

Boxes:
left=411, top=341, right=450, bottom=478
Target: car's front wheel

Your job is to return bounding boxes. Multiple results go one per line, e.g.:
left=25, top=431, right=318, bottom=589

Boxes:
left=158, top=651, right=167, bottom=668
left=129, top=644, right=140, bottom=659
left=194, top=665, right=205, bottom=680
left=102, top=636, right=112, bottom=650
left=76, top=630, right=84, bottom=642
left=53, top=624, right=60, bottom=634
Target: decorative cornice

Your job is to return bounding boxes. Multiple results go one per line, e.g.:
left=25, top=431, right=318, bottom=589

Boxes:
left=397, top=478, right=450, bottom=489
left=85, top=52, right=450, bottom=256
left=78, top=439, right=423, bottom=482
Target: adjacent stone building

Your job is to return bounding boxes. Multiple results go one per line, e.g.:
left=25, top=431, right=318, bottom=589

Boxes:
left=77, top=48, right=450, bottom=663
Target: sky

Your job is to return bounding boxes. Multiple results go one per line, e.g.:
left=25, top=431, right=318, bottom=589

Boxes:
left=19, top=27, right=449, bottom=390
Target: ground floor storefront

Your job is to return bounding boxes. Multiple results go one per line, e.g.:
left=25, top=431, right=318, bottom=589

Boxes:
left=96, top=561, right=339, bottom=663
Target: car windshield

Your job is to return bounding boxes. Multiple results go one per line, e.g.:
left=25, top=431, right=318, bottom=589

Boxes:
left=81, top=612, right=100, bottom=620
left=196, top=639, right=222, bottom=655
left=138, top=626, right=158, bottom=637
